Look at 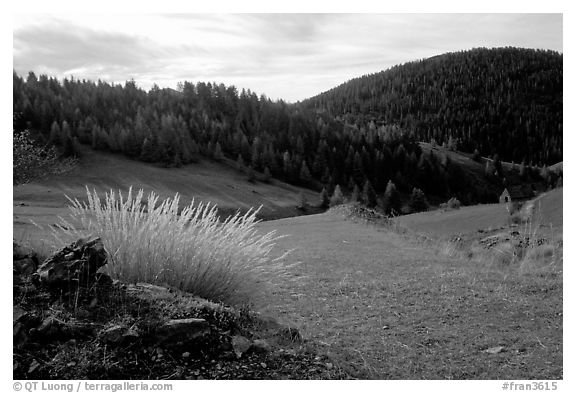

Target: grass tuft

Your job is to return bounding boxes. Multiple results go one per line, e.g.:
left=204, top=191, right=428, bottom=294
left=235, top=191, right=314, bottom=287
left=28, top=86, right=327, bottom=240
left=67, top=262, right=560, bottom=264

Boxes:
left=49, top=186, right=292, bottom=306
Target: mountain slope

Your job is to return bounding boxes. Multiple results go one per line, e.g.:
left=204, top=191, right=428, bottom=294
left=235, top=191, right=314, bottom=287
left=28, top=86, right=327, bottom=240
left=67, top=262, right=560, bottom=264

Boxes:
left=13, top=149, right=320, bottom=242
left=303, top=47, right=562, bottom=165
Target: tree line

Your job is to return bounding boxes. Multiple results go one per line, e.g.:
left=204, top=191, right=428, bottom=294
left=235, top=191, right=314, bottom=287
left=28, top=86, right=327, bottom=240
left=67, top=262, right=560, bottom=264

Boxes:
left=13, top=57, right=552, bottom=209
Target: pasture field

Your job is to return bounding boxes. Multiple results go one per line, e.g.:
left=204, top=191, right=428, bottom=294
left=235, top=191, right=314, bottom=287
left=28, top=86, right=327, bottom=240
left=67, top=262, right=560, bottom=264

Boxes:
left=257, top=211, right=562, bottom=379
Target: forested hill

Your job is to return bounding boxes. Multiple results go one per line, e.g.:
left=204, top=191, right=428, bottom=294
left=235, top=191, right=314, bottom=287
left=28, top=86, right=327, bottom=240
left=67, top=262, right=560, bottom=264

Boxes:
left=302, top=47, right=563, bottom=166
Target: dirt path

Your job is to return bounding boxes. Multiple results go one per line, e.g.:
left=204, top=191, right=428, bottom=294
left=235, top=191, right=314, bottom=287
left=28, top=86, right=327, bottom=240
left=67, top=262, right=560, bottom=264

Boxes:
left=257, top=212, right=563, bottom=379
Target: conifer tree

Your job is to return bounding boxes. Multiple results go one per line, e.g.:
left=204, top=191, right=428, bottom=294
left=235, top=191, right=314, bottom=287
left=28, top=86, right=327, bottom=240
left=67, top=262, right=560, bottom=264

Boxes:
left=329, top=184, right=344, bottom=207
left=409, top=188, right=429, bottom=213
left=362, top=180, right=377, bottom=208
left=300, top=160, right=312, bottom=183
left=319, top=187, right=330, bottom=209
left=383, top=180, right=401, bottom=215
left=350, top=184, right=361, bottom=203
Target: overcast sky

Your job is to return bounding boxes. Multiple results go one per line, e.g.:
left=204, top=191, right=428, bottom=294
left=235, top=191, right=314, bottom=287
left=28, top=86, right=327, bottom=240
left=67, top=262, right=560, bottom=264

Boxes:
left=13, top=13, right=562, bottom=102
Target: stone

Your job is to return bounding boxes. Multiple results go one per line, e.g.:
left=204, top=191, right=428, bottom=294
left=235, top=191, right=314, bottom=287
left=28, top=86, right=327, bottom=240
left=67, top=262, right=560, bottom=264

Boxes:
left=156, top=318, right=210, bottom=345
left=37, top=237, right=108, bottom=287
left=483, top=346, right=505, bottom=354
left=99, top=325, right=128, bottom=345
left=99, top=324, right=139, bottom=346
left=250, top=339, right=272, bottom=354
left=231, top=335, right=252, bottom=359
left=28, top=359, right=40, bottom=374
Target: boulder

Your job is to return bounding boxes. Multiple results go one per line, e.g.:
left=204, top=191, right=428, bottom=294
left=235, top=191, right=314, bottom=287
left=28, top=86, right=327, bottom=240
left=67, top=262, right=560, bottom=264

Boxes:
left=231, top=335, right=252, bottom=359
left=99, top=325, right=140, bottom=346
left=156, top=318, right=210, bottom=345
left=37, top=237, right=108, bottom=287
left=250, top=339, right=272, bottom=354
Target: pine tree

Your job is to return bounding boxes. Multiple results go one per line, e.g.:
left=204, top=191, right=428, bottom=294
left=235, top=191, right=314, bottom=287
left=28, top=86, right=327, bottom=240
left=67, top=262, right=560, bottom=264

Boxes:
left=297, top=191, right=307, bottom=210
left=213, top=142, right=224, bottom=161
left=236, top=154, right=245, bottom=172
left=383, top=180, right=401, bottom=215
left=300, top=160, right=312, bottom=183
left=362, top=180, right=377, bottom=208
left=319, top=187, right=330, bottom=209
left=49, top=121, right=61, bottom=146
left=329, top=185, right=344, bottom=207
left=350, top=184, right=361, bottom=203
left=472, top=148, right=481, bottom=162
left=246, top=165, right=256, bottom=183
left=263, top=166, right=272, bottom=183
left=409, top=188, right=429, bottom=213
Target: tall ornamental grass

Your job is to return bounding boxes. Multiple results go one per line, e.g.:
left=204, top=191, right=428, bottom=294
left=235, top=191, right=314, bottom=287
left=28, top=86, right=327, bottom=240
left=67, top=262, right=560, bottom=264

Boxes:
left=51, top=187, right=291, bottom=305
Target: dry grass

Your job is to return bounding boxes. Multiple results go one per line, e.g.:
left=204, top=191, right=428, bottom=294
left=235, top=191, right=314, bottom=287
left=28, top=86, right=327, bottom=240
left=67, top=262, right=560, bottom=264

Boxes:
left=47, top=187, right=293, bottom=306
left=257, top=211, right=562, bottom=379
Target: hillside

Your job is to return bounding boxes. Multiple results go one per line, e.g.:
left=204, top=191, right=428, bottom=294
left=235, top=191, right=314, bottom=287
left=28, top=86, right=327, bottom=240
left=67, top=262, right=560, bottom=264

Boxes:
left=14, top=48, right=559, bottom=208
left=303, top=47, right=562, bottom=166
left=395, top=187, right=563, bottom=238
left=13, top=149, right=320, bottom=242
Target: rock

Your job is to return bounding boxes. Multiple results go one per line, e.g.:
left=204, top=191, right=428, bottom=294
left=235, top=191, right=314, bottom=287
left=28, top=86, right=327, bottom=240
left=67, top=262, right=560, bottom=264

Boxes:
left=37, top=237, right=108, bottom=287
left=182, top=352, right=190, bottom=358
left=13, top=306, right=26, bottom=322
left=99, top=325, right=140, bottom=346
left=99, top=325, right=128, bottom=345
left=231, top=335, right=252, bottom=359
left=31, top=316, right=66, bottom=340
left=13, top=307, right=28, bottom=347
left=250, top=339, right=272, bottom=354
left=483, top=346, right=505, bottom=354
left=156, top=318, right=210, bottom=345
left=28, top=359, right=40, bottom=374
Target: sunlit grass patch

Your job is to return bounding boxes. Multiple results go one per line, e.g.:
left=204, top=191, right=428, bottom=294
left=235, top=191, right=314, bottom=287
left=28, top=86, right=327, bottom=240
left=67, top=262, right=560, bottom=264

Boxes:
left=49, top=187, right=292, bottom=306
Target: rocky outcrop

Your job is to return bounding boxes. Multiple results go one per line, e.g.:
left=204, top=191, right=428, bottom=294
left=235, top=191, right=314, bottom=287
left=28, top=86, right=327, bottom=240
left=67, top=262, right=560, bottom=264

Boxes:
left=36, top=237, right=109, bottom=287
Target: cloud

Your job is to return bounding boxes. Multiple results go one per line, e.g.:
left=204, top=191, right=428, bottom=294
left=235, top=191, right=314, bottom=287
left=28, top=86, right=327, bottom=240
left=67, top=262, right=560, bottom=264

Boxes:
left=13, top=14, right=563, bottom=102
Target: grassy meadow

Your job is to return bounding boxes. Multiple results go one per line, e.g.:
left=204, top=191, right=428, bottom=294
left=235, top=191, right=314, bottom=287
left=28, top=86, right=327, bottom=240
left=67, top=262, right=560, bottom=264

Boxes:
left=13, top=150, right=562, bottom=379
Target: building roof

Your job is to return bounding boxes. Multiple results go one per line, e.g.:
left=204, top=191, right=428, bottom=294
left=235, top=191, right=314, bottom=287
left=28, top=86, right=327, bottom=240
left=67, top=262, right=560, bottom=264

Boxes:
left=503, top=185, right=534, bottom=199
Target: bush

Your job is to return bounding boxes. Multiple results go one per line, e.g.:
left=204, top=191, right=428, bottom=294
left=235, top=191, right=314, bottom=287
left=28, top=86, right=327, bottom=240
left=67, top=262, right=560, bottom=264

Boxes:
left=50, top=187, right=290, bottom=306
left=13, top=130, right=58, bottom=185
left=440, top=197, right=461, bottom=211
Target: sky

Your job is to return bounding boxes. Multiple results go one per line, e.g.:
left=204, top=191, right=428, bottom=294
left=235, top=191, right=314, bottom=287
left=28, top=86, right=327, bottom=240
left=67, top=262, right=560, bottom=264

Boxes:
left=13, top=13, right=563, bottom=103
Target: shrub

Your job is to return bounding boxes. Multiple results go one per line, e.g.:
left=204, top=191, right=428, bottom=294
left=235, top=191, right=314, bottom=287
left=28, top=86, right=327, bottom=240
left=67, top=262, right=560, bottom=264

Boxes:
left=50, top=187, right=290, bottom=306
left=440, top=197, right=461, bottom=211
left=446, top=197, right=461, bottom=209
left=13, top=130, right=58, bottom=185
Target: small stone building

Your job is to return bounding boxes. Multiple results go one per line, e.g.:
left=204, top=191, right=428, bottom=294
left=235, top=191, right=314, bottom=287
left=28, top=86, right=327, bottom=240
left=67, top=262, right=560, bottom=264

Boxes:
left=499, top=185, right=534, bottom=204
